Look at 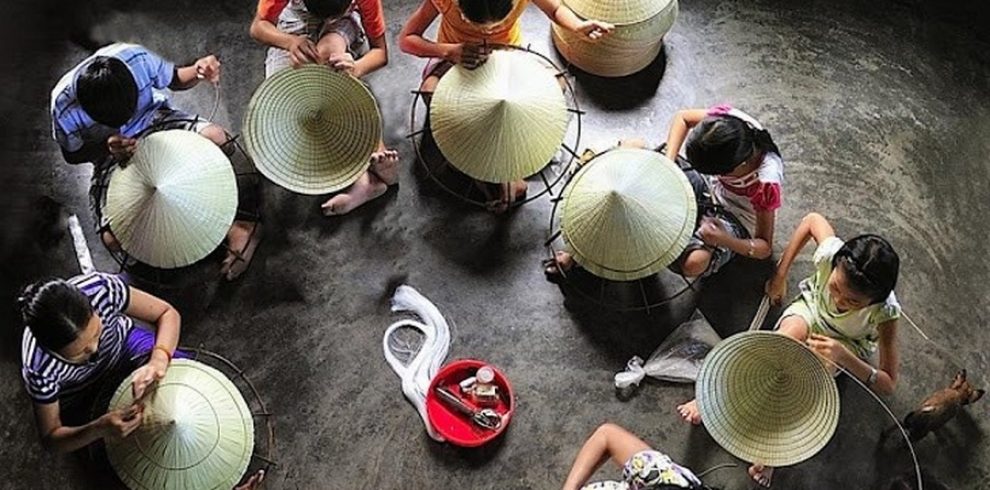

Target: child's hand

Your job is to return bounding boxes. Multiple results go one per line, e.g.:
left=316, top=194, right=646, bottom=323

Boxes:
left=328, top=53, right=357, bottom=77
left=765, top=274, right=787, bottom=305
left=194, top=55, right=221, bottom=84
left=446, top=43, right=490, bottom=70
left=288, top=36, right=319, bottom=68
left=131, top=358, right=167, bottom=401
left=101, top=404, right=144, bottom=438
left=698, top=217, right=727, bottom=247
left=576, top=19, right=614, bottom=41
left=807, top=334, right=850, bottom=367
left=107, top=134, right=137, bottom=163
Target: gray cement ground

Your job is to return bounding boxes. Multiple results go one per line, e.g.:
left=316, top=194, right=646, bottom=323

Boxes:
left=1, top=0, right=989, bottom=488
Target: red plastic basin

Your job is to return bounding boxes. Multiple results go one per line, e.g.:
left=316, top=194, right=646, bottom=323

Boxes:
left=426, top=359, right=514, bottom=447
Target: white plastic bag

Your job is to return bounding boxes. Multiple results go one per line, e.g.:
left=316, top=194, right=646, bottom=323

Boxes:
left=614, top=311, right=721, bottom=393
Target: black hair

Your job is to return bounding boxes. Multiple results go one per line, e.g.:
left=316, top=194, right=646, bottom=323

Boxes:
left=18, top=280, right=93, bottom=352
left=458, top=0, right=514, bottom=24
left=685, top=114, right=780, bottom=175
left=303, top=0, right=351, bottom=18
left=76, top=56, right=138, bottom=127
left=832, top=234, right=899, bottom=304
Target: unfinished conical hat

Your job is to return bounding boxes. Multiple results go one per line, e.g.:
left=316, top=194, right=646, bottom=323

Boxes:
left=697, top=331, right=840, bottom=467
left=563, top=0, right=673, bottom=25
left=106, top=359, right=255, bottom=490
left=561, top=148, right=696, bottom=281
left=244, top=65, right=381, bottom=194
left=106, top=130, right=237, bottom=269
left=430, top=49, right=569, bottom=183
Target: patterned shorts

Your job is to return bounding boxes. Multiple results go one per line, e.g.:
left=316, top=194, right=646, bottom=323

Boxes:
left=264, top=12, right=367, bottom=78
left=668, top=168, right=750, bottom=277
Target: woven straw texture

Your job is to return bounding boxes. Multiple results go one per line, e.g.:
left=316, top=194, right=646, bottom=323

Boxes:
left=552, top=0, right=678, bottom=77
left=106, top=359, right=255, bottom=490
left=696, top=331, right=840, bottom=467
left=106, top=130, right=237, bottom=269
left=244, top=65, right=382, bottom=195
left=561, top=148, right=696, bottom=281
left=430, top=49, right=569, bottom=183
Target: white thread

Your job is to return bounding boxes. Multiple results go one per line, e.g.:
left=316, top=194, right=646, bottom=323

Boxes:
left=383, top=286, right=451, bottom=442
left=68, top=214, right=95, bottom=274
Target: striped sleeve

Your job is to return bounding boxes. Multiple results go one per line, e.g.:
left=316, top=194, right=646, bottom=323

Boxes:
left=72, top=272, right=130, bottom=316
left=22, top=366, right=60, bottom=404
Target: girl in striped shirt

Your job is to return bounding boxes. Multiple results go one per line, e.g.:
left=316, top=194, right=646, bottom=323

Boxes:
left=18, top=272, right=182, bottom=453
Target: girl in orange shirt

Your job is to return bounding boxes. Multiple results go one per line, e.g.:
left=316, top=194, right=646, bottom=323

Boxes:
left=399, top=0, right=612, bottom=212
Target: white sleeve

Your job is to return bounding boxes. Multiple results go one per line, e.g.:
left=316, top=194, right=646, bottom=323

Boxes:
left=812, top=236, right=844, bottom=266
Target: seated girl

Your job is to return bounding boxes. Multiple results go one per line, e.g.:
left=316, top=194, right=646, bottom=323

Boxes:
left=19, top=273, right=182, bottom=453
left=250, top=0, right=400, bottom=216
left=399, top=0, right=612, bottom=213
left=546, top=106, right=782, bottom=278
left=678, top=212, right=902, bottom=487
left=563, top=423, right=719, bottom=490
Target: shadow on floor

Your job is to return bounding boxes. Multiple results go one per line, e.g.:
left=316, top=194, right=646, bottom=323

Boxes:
left=555, top=46, right=668, bottom=111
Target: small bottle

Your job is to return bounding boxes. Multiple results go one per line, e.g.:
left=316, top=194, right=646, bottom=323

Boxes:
left=473, top=366, right=499, bottom=407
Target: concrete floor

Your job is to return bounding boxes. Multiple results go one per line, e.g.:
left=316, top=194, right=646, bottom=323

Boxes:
left=1, top=0, right=989, bottom=488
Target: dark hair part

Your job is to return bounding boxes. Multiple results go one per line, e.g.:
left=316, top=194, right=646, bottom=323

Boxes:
left=685, top=114, right=780, bottom=175
left=832, top=234, right=900, bottom=303
left=303, top=0, right=351, bottom=18
left=459, top=0, right=514, bottom=24
left=18, top=280, right=93, bottom=352
left=76, top=56, right=138, bottom=127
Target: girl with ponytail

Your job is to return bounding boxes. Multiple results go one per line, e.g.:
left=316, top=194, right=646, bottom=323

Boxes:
left=18, top=272, right=182, bottom=453
left=661, top=105, right=784, bottom=278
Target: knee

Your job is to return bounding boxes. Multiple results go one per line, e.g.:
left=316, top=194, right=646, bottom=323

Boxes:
left=777, top=316, right=810, bottom=341
left=593, top=423, right=620, bottom=440
left=681, top=250, right=711, bottom=277
left=618, top=138, right=647, bottom=149
left=199, top=124, right=229, bottom=146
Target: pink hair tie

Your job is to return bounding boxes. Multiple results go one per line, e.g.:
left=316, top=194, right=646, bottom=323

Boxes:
left=707, top=103, right=733, bottom=116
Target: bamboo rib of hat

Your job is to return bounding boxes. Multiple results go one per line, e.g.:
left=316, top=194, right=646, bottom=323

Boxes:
left=560, top=148, right=696, bottom=281
left=430, top=49, right=569, bottom=183
left=244, top=65, right=382, bottom=194
left=552, top=0, right=678, bottom=77
left=697, top=331, right=840, bottom=467
left=105, top=130, right=237, bottom=269
left=106, top=359, right=255, bottom=490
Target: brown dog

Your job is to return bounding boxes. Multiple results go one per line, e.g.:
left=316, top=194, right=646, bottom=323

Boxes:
left=903, top=370, right=984, bottom=441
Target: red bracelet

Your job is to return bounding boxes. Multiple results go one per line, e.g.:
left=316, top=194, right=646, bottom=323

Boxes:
left=153, top=345, right=173, bottom=363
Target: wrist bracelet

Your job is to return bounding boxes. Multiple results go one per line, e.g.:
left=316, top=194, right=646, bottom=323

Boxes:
left=866, top=366, right=878, bottom=385
left=153, top=345, right=173, bottom=363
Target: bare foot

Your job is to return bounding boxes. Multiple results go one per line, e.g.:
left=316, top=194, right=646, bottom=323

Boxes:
left=485, top=180, right=528, bottom=214
left=220, top=220, right=262, bottom=281
left=543, top=250, right=575, bottom=279
left=676, top=399, right=702, bottom=425
left=748, top=464, right=774, bottom=488
left=369, top=148, right=400, bottom=185
left=101, top=229, right=122, bottom=253
left=321, top=171, right=388, bottom=216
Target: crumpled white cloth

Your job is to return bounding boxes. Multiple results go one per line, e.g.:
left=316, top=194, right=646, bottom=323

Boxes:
left=383, top=285, right=451, bottom=441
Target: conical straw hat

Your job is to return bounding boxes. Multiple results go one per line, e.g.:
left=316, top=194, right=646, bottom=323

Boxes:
left=552, top=0, right=678, bottom=77
left=105, top=130, right=237, bottom=269
left=106, top=359, right=255, bottom=490
left=563, top=0, right=674, bottom=25
left=697, top=331, right=840, bottom=467
left=561, top=148, right=696, bottom=281
left=430, top=49, right=569, bottom=183
left=244, top=65, right=382, bottom=195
